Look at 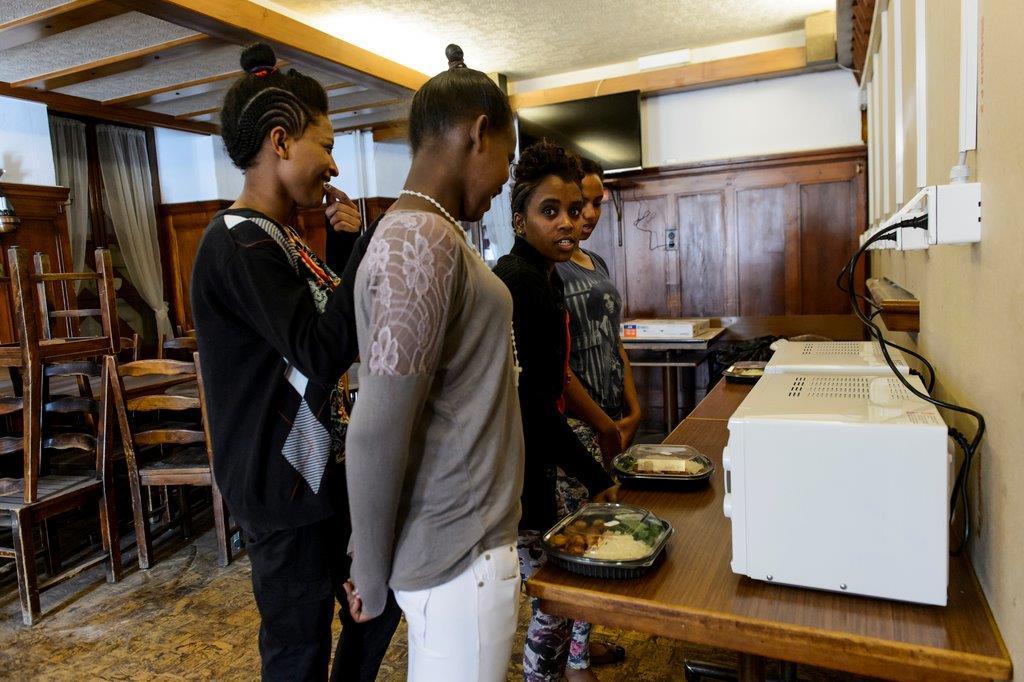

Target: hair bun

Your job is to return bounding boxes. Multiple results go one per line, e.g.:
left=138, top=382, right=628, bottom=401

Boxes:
left=445, top=43, right=466, bottom=69
left=241, top=42, right=277, bottom=74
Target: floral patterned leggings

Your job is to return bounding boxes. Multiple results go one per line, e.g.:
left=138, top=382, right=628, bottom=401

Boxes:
left=519, top=418, right=616, bottom=679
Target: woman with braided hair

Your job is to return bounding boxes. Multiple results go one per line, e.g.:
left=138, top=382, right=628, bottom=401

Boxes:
left=342, top=45, right=522, bottom=681
left=191, top=43, right=400, bottom=681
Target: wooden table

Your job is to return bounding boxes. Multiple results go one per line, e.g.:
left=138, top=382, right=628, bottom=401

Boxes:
left=527, top=380, right=1012, bottom=681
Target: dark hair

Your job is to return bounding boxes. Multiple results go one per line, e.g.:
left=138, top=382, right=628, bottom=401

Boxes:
left=407, top=44, right=513, bottom=153
left=220, top=43, right=330, bottom=169
left=580, top=156, right=604, bottom=180
left=510, top=140, right=584, bottom=216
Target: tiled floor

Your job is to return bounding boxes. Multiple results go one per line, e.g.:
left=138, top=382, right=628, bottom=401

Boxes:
left=0, top=527, right=870, bottom=681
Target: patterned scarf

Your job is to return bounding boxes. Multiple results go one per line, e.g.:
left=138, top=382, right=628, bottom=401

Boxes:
left=248, top=214, right=351, bottom=457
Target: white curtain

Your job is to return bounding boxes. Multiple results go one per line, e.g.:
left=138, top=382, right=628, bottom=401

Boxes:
left=48, top=117, right=90, bottom=273
left=96, top=125, right=173, bottom=340
left=481, top=179, right=515, bottom=260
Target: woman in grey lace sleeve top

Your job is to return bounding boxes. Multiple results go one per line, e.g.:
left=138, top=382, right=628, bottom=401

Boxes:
left=343, top=46, right=524, bottom=682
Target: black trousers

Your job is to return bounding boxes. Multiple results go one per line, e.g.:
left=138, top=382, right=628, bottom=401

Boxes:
left=245, top=514, right=402, bottom=681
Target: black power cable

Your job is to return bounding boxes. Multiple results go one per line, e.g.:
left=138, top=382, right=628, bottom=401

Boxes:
left=842, top=218, right=986, bottom=554
left=838, top=231, right=937, bottom=392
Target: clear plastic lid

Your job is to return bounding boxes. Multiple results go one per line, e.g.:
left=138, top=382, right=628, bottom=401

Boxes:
left=614, top=444, right=713, bottom=478
left=544, top=503, right=669, bottom=563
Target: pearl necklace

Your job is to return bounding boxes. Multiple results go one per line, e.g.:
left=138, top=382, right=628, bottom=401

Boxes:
left=400, top=189, right=522, bottom=386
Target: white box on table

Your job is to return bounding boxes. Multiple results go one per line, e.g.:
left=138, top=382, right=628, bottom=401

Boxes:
left=621, top=318, right=710, bottom=340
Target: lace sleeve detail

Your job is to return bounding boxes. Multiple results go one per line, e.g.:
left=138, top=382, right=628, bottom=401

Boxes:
left=362, top=212, right=460, bottom=376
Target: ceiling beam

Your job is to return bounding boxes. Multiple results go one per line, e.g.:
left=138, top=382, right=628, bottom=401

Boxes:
left=102, top=69, right=240, bottom=106
left=328, top=90, right=404, bottom=116
left=0, top=0, right=128, bottom=52
left=372, top=122, right=408, bottom=142
left=12, top=33, right=212, bottom=90
left=509, top=46, right=827, bottom=110
left=332, top=104, right=409, bottom=133
left=126, top=0, right=428, bottom=96
left=0, top=81, right=218, bottom=135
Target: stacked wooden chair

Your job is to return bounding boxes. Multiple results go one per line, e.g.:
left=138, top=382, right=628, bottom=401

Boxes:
left=105, top=352, right=237, bottom=569
left=0, top=246, right=122, bottom=625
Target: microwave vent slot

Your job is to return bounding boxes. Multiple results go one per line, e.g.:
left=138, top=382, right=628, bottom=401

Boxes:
left=786, top=376, right=872, bottom=399
left=799, top=342, right=866, bottom=356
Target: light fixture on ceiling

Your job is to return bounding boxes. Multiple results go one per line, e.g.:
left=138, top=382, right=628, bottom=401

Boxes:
left=636, top=48, right=692, bottom=71
left=0, top=169, right=21, bottom=233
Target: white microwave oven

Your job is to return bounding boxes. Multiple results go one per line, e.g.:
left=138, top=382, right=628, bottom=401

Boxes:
left=723, top=373, right=949, bottom=605
left=764, top=340, right=911, bottom=376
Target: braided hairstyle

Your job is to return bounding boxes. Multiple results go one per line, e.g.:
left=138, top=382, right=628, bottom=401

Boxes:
left=221, top=43, right=329, bottom=169
left=510, top=140, right=584, bottom=218
left=408, top=44, right=513, bottom=153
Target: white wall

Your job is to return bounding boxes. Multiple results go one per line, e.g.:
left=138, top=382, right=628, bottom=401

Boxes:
left=154, top=128, right=219, bottom=203
left=0, top=96, right=56, bottom=186
left=154, top=129, right=245, bottom=203
left=212, top=137, right=244, bottom=199
left=642, top=69, right=863, bottom=167
left=154, top=127, right=408, bottom=204
left=370, top=139, right=411, bottom=198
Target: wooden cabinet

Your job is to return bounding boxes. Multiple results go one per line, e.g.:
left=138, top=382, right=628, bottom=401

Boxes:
left=0, top=183, right=73, bottom=344
left=590, top=147, right=867, bottom=319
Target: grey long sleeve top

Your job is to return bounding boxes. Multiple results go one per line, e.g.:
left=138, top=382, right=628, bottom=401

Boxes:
left=346, top=210, right=525, bottom=618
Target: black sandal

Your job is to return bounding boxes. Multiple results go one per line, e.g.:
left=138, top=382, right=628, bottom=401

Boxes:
left=589, top=640, right=626, bottom=666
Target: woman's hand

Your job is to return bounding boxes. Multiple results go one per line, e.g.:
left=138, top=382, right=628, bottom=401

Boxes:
left=597, top=419, right=623, bottom=469
left=592, top=484, right=619, bottom=504
left=342, top=580, right=373, bottom=623
left=325, top=184, right=361, bottom=233
left=615, top=412, right=641, bottom=451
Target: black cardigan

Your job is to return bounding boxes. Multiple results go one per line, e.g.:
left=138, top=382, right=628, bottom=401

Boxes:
left=493, top=237, right=614, bottom=531
left=191, top=208, right=360, bottom=531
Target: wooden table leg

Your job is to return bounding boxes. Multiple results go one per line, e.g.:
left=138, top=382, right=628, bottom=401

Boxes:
left=737, top=653, right=767, bottom=682
left=663, top=366, right=678, bottom=430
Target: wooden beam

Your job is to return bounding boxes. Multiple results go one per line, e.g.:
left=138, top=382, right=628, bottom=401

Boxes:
left=0, top=0, right=128, bottom=52
left=509, top=47, right=821, bottom=110
left=0, top=82, right=218, bottom=135
left=333, top=105, right=409, bottom=133
left=372, top=122, right=408, bottom=142
left=12, top=33, right=211, bottom=89
left=805, top=10, right=838, bottom=64
left=328, top=90, right=403, bottom=116
left=127, top=0, right=428, bottom=95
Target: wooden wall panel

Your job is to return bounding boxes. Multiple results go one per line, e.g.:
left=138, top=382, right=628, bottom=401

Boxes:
left=621, top=196, right=672, bottom=317
left=159, top=197, right=395, bottom=332
left=0, top=183, right=72, bottom=343
left=159, top=199, right=230, bottom=333
left=736, top=186, right=788, bottom=316
left=677, top=192, right=727, bottom=316
left=800, top=181, right=857, bottom=314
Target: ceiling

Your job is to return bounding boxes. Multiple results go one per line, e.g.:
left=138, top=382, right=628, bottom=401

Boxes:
left=254, top=0, right=835, bottom=80
left=0, top=0, right=415, bottom=135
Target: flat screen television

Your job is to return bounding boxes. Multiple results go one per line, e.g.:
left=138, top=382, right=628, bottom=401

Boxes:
left=516, top=90, right=642, bottom=174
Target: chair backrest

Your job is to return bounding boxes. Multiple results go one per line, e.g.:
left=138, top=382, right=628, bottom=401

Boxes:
left=32, top=249, right=119, bottom=355
left=105, top=355, right=205, bottom=467
left=157, top=334, right=197, bottom=359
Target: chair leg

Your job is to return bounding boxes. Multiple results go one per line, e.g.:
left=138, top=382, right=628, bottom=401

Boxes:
left=178, top=487, right=192, bottom=541
left=211, top=482, right=231, bottom=567
left=100, top=482, right=122, bottom=583
left=41, top=518, right=60, bottom=577
left=128, top=474, right=153, bottom=570
left=11, top=510, right=41, bottom=626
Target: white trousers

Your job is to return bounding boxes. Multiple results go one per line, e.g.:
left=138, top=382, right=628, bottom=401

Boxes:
left=394, top=542, right=520, bottom=682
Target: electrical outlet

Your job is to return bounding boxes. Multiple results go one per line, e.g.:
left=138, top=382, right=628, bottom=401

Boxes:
left=666, top=230, right=677, bottom=250
left=929, top=182, right=981, bottom=245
